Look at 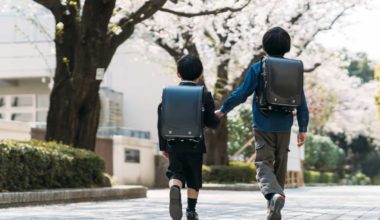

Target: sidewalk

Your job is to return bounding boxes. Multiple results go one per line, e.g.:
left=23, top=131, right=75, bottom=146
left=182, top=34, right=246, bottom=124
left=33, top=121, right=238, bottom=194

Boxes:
left=1, top=186, right=379, bottom=219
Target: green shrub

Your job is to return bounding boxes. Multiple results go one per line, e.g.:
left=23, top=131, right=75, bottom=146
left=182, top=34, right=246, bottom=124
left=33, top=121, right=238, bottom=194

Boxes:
left=320, top=172, right=339, bottom=183
left=371, top=176, right=380, bottom=185
left=227, top=108, right=254, bottom=158
left=304, top=170, right=321, bottom=183
left=203, top=162, right=256, bottom=183
left=305, top=135, right=344, bottom=172
left=0, top=140, right=106, bottom=192
left=304, top=170, right=339, bottom=184
left=350, top=172, right=371, bottom=185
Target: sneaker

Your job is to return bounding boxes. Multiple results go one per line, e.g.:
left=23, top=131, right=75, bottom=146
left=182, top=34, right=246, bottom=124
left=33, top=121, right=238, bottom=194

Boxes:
left=267, top=194, right=285, bottom=220
left=186, top=210, right=199, bottom=220
left=169, top=186, right=182, bottom=220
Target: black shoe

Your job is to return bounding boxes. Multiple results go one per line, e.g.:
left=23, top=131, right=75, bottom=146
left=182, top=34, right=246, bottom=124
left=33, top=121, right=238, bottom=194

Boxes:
left=186, top=210, right=199, bottom=220
left=169, top=186, right=182, bottom=220
left=267, top=194, right=285, bottom=220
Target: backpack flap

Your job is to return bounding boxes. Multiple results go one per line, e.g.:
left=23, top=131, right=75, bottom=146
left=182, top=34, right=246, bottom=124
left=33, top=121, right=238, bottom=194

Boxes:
left=161, top=85, right=204, bottom=140
left=265, top=57, right=304, bottom=107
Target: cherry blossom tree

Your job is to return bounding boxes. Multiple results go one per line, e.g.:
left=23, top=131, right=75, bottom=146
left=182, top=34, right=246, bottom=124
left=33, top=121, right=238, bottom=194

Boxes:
left=143, top=0, right=363, bottom=165
left=304, top=75, right=338, bottom=134
left=375, top=64, right=380, bottom=119
left=10, top=0, right=250, bottom=150
left=315, top=51, right=380, bottom=142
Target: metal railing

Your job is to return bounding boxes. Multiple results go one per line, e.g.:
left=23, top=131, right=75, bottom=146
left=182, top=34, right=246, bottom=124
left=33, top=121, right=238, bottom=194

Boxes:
left=29, top=122, right=151, bottom=140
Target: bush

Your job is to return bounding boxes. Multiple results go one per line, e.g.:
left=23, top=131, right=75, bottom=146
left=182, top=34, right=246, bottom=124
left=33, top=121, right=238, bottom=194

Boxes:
left=350, top=172, right=371, bottom=185
left=304, top=170, right=339, bottom=184
left=320, top=172, right=339, bottom=183
left=304, top=170, right=321, bottom=183
left=305, top=135, right=344, bottom=172
left=371, top=176, right=380, bottom=185
left=203, top=162, right=256, bottom=183
left=227, top=108, right=254, bottom=159
left=362, top=151, right=380, bottom=178
left=304, top=170, right=339, bottom=183
left=0, top=140, right=106, bottom=192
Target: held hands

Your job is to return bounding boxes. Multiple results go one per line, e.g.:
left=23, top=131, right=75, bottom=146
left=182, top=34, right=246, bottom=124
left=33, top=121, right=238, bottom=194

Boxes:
left=297, top=132, right=307, bottom=147
left=162, top=151, right=169, bottom=159
left=214, top=110, right=225, bottom=119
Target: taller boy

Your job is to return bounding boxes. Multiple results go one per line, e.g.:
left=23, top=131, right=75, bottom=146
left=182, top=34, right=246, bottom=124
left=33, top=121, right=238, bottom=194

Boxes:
left=158, top=54, right=220, bottom=220
left=216, top=27, right=309, bottom=220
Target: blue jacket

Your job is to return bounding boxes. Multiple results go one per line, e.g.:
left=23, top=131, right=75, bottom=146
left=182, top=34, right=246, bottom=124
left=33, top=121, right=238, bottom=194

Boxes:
left=220, top=61, right=309, bottom=133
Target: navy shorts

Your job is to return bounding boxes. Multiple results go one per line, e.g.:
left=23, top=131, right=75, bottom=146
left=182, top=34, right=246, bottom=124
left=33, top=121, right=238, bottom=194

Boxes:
left=166, top=152, right=203, bottom=190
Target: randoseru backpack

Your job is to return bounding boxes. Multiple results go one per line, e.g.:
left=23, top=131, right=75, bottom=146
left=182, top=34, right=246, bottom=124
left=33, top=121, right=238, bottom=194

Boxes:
left=255, top=56, right=304, bottom=113
left=160, top=85, right=204, bottom=141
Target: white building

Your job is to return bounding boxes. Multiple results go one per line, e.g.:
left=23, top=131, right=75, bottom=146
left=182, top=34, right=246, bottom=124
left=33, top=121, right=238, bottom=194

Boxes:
left=0, top=10, right=174, bottom=142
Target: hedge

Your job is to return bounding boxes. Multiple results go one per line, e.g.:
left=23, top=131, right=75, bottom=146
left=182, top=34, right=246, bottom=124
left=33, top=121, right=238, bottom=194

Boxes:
left=304, top=170, right=339, bottom=183
left=304, top=170, right=339, bottom=184
left=304, top=170, right=320, bottom=183
left=203, top=162, right=256, bottom=183
left=0, top=140, right=106, bottom=192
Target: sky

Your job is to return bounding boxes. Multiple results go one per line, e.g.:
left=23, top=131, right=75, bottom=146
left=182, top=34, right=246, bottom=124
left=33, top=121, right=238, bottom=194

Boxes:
left=316, top=0, right=380, bottom=62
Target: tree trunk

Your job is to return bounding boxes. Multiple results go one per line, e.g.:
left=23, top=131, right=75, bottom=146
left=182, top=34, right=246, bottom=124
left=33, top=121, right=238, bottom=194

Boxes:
left=46, top=76, right=101, bottom=151
left=204, top=54, right=263, bottom=165
left=204, top=59, right=230, bottom=165
left=46, top=0, right=115, bottom=151
left=204, top=120, right=229, bottom=165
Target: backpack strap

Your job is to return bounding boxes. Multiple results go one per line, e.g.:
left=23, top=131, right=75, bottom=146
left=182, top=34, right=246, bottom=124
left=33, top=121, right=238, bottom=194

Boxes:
left=255, top=57, right=270, bottom=117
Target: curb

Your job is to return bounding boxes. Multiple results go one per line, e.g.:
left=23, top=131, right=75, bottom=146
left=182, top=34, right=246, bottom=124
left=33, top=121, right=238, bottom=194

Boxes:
left=202, top=183, right=260, bottom=191
left=0, top=185, right=147, bottom=208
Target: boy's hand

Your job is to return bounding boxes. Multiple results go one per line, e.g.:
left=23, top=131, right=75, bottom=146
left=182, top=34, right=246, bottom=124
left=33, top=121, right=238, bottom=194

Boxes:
left=297, top=132, right=307, bottom=147
left=162, top=151, right=169, bottom=159
left=215, top=110, right=225, bottom=119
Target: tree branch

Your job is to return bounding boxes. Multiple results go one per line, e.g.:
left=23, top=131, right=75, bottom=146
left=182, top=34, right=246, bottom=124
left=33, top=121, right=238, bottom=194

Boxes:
left=159, top=0, right=251, bottom=17
left=231, top=51, right=264, bottom=91
left=109, top=0, right=167, bottom=48
left=33, top=0, right=64, bottom=20
left=296, top=4, right=355, bottom=56
left=290, top=2, right=310, bottom=24
left=155, top=38, right=183, bottom=62
left=304, top=62, right=321, bottom=73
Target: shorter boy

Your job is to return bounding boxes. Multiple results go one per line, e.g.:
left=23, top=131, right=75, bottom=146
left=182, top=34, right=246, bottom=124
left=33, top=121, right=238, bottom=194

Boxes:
left=158, top=54, right=220, bottom=220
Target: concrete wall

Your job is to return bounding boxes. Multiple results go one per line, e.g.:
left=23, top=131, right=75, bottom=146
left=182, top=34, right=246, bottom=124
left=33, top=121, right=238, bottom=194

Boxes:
left=0, top=120, right=31, bottom=141
left=0, top=78, right=50, bottom=95
left=95, top=137, right=114, bottom=176
left=104, top=40, right=176, bottom=143
left=112, top=136, right=156, bottom=188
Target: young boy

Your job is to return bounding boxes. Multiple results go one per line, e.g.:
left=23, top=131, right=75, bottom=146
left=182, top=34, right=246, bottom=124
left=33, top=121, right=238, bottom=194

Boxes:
left=215, top=27, right=309, bottom=220
left=158, top=54, right=220, bottom=220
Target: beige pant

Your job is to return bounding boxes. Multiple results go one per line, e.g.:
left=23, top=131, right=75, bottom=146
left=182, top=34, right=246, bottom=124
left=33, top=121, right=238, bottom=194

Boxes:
left=254, top=129, right=291, bottom=199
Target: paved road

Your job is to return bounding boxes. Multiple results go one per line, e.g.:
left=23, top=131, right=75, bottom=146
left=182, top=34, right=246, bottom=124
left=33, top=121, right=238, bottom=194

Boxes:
left=1, top=186, right=380, bottom=220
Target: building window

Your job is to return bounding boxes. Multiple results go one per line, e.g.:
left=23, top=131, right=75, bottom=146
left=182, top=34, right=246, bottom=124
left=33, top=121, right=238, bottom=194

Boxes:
left=11, top=112, right=33, bottom=122
left=124, top=149, right=140, bottom=163
left=0, top=94, right=44, bottom=122
left=36, top=110, right=48, bottom=122
left=11, top=95, right=33, bottom=107
left=0, top=96, right=5, bottom=108
left=37, top=94, right=49, bottom=108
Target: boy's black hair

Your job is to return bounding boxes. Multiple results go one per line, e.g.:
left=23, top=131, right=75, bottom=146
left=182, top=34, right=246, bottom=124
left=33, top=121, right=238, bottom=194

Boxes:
left=262, top=27, right=291, bottom=56
left=177, top=54, right=203, bottom=81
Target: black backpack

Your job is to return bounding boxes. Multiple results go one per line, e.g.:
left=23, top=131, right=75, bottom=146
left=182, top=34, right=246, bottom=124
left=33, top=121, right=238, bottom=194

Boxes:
left=160, top=85, right=204, bottom=141
left=255, top=56, right=304, bottom=113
